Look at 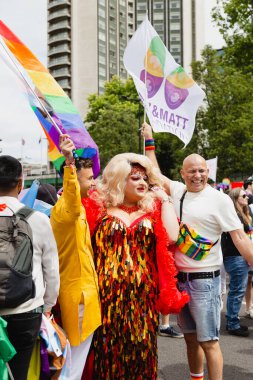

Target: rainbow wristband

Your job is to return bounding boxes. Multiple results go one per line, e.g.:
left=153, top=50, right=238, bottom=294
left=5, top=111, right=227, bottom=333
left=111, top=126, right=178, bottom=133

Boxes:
left=145, top=139, right=155, bottom=146
left=145, top=138, right=155, bottom=150
left=145, top=146, right=155, bottom=151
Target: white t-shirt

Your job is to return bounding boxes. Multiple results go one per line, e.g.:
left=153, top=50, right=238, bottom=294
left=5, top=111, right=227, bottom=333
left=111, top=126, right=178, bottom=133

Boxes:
left=170, top=182, right=242, bottom=272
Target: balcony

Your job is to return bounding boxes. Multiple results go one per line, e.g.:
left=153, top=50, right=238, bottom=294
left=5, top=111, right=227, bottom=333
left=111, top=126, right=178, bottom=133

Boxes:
left=48, top=20, right=70, bottom=33
left=50, top=67, right=71, bottom=78
left=48, top=32, right=71, bottom=45
left=48, top=8, right=71, bottom=22
left=48, top=0, right=71, bottom=11
left=48, top=55, right=71, bottom=69
left=56, top=79, right=71, bottom=89
left=48, top=44, right=71, bottom=56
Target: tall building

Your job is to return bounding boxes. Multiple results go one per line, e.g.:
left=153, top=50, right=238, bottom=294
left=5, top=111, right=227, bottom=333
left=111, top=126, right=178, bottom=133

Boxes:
left=48, top=0, right=134, bottom=118
left=48, top=0, right=205, bottom=118
left=48, top=0, right=72, bottom=98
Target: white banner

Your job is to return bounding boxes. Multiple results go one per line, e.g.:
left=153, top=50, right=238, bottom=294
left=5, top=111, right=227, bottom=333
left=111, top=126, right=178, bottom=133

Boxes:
left=123, top=17, right=205, bottom=146
left=206, top=157, right=218, bottom=182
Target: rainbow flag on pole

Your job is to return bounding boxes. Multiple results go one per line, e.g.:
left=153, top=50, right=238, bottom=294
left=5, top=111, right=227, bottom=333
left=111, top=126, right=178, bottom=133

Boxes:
left=0, top=21, right=100, bottom=176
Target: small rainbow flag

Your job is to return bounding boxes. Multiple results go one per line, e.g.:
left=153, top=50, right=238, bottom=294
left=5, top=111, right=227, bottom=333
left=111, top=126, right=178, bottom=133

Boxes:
left=0, top=20, right=100, bottom=176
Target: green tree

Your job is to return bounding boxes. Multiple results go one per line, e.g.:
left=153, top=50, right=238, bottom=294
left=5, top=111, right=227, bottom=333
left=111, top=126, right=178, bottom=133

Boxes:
left=87, top=102, right=139, bottom=169
left=212, top=0, right=253, bottom=73
left=86, top=76, right=141, bottom=169
left=192, top=46, right=253, bottom=180
left=86, top=76, right=140, bottom=126
left=191, top=0, right=253, bottom=180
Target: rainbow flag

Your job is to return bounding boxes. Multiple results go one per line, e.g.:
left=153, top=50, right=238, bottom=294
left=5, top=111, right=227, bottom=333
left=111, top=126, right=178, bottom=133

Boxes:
left=0, top=21, right=100, bottom=176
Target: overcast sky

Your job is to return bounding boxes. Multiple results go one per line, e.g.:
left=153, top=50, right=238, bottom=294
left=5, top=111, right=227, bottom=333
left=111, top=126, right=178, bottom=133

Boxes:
left=1, top=0, right=47, bottom=65
left=0, top=0, right=224, bottom=164
left=204, top=0, right=224, bottom=48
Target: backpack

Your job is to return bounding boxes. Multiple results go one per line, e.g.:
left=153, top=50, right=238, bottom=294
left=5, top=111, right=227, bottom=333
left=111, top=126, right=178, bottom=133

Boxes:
left=0, top=206, right=35, bottom=308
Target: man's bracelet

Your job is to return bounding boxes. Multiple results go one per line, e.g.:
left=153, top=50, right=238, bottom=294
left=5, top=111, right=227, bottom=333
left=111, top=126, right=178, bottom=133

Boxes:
left=145, top=138, right=155, bottom=151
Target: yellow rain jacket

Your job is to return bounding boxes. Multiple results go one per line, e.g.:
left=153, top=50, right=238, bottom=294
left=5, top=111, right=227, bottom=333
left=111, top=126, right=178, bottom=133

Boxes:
left=51, top=167, right=101, bottom=346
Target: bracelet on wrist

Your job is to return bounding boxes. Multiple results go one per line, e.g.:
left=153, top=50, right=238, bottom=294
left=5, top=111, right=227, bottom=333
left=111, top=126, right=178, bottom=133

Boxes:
left=161, top=196, right=173, bottom=204
left=145, top=139, right=155, bottom=151
left=145, top=146, right=155, bottom=151
left=145, top=139, right=155, bottom=146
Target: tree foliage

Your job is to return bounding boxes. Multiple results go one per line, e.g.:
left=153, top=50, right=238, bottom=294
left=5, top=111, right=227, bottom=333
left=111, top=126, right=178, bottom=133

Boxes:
left=191, top=0, right=253, bottom=180
left=212, top=0, right=253, bottom=73
left=192, top=46, right=253, bottom=180
left=85, top=77, right=141, bottom=169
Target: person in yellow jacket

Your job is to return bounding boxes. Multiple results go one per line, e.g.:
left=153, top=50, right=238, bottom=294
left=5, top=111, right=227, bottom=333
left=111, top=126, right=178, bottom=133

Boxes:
left=51, top=134, right=101, bottom=379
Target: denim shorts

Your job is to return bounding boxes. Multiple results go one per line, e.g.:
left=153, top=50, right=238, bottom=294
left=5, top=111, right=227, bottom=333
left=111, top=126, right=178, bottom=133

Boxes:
left=177, top=275, right=221, bottom=342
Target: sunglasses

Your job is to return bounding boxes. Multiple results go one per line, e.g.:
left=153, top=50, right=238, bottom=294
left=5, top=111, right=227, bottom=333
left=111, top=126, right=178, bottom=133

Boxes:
left=239, top=194, right=248, bottom=199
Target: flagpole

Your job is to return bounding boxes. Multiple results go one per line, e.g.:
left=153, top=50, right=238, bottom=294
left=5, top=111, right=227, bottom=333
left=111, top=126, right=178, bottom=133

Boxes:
left=40, top=136, right=43, bottom=176
left=0, top=38, right=79, bottom=160
left=143, top=12, right=149, bottom=156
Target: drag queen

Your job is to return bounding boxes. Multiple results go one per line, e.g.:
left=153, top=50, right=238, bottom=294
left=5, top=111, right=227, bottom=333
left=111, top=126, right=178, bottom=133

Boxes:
left=83, top=153, right=189, bottom=380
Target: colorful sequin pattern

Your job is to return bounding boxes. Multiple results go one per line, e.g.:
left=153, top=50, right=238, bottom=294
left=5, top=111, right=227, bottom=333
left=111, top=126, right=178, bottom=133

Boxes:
left=92, top=214, right=159, bottom=379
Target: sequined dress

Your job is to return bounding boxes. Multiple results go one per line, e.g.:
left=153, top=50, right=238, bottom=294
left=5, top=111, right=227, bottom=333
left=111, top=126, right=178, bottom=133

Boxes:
left=92, top=213, right=159, bottom=380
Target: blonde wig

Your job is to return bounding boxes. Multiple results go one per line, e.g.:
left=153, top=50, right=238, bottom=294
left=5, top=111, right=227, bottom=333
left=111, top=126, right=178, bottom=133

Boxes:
left=93, top=153, right=163, bottom=212
left=229, top=188, right=251, bottom=225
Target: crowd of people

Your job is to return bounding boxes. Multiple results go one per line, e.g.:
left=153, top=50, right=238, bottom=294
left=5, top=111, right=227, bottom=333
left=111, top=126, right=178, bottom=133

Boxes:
left=0, top=123, right=253, bottom=380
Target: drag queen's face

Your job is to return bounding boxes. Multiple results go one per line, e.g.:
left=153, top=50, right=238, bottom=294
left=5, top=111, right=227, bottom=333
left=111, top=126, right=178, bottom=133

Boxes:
left=124, top=165, right=149, bottom=204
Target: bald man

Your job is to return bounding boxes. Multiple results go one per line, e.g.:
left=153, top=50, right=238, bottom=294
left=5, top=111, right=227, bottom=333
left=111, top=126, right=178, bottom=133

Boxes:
left=142, top=123, right=253, bottom=380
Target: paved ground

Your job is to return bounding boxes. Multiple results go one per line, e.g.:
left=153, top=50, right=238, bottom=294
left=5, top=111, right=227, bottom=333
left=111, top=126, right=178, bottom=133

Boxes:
left=158, top=303, right=253, bottom=380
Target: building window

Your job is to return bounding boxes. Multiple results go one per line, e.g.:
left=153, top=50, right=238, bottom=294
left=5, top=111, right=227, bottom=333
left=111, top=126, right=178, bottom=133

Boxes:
left=99, top=67, right=106, bottom=76
left=153, top=13, right=163, bottom=21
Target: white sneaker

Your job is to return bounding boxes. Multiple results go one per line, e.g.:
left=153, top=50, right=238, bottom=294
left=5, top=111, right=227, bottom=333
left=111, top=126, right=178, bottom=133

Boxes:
left=245, top=309, right=253, bottom=319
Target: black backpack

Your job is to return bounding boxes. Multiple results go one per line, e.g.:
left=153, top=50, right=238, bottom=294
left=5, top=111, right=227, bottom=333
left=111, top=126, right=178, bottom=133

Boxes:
left=0, top=206, right=36, bottom=308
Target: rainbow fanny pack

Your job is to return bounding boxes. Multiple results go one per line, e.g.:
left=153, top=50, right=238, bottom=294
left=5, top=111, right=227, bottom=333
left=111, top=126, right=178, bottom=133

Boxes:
left=176, top=190, right=218, bottom=261
left=177, top=223, right=218, bottom=261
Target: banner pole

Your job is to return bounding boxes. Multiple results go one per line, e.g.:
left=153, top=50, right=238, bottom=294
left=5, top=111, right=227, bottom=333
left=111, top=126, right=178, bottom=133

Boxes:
left=143, top=13, right=149, bottom=155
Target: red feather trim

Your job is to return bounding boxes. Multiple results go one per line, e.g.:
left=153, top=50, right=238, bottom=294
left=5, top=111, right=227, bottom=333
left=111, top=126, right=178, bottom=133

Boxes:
left=152, top=201, right=190, bottom=315
left=81, top=197, right=104, bottom=236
